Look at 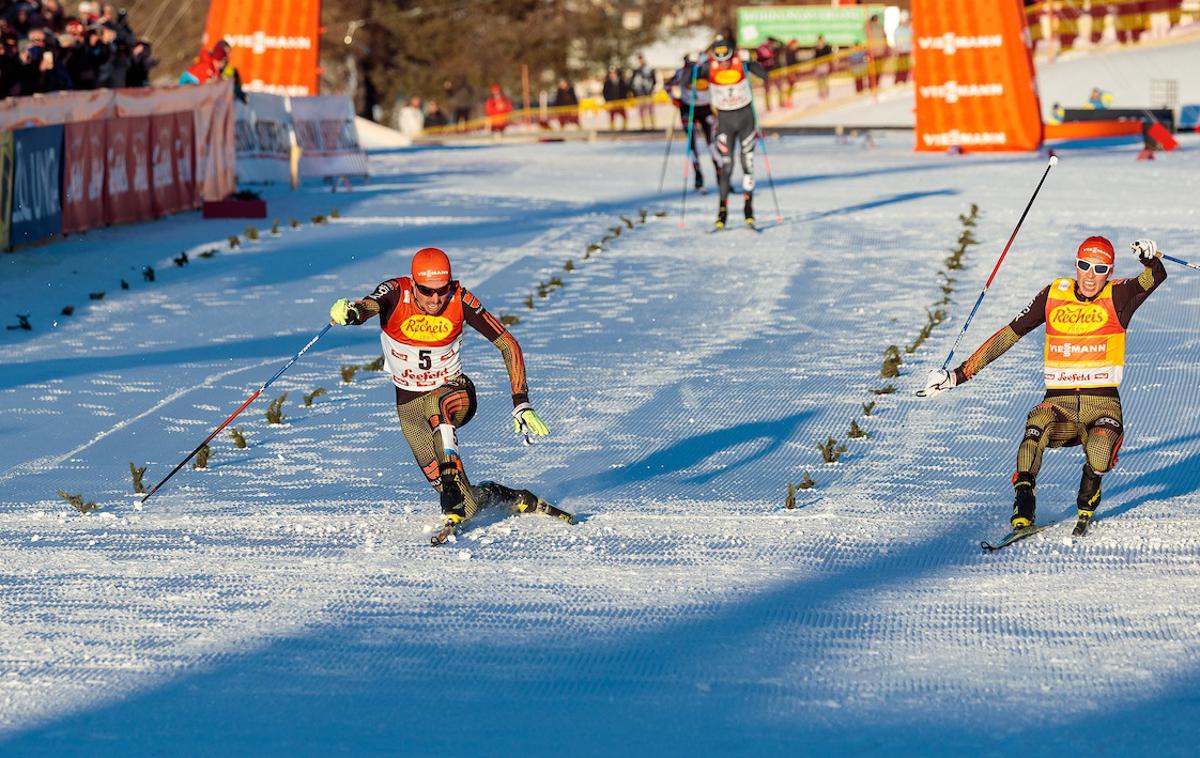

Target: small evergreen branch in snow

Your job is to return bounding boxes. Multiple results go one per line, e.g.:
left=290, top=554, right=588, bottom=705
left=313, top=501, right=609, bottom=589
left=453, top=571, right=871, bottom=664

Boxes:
left=129, top=462, right=148, bottom=494
left=6, top=313, right=32, bottom=331
left=57, top=490, right=98, bottom=513
left=193, top=444, right=211, bottom=469
left=303, top=388, right=328, bottom=406
left=818, top=437, right=847, bottom=464
left=265, top=393, right=287, bottom=423
left=881, top=345, right=903, bottom=378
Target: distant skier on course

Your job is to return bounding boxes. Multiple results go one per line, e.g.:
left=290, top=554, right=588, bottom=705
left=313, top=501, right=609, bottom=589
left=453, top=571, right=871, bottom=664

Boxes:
left=682, top=37, right=769, bottom=229
left=666, top=53, right=718, bottom=193
left=921, top=237, right=1166, bottom=534
left=328, top=247, right=557, bottom=540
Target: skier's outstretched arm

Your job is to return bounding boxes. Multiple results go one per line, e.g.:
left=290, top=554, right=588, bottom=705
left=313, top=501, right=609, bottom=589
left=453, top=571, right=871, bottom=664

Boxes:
left=923, top=285, right=1050, bottom=396
left=328, top=279, right=400, bottom=325
left=460, top=288, right=549, bottom=438
left=1114, top=239, right=1167, bottom=326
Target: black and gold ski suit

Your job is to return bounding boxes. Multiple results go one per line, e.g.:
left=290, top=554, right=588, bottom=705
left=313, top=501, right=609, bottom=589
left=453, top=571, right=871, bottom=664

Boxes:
left=345, top=280, right=528, bottom=519
left=953, top=258, right=1166, bottom=485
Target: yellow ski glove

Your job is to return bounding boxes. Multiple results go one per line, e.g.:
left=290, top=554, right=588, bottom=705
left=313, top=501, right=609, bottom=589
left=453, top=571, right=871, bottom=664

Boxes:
left=512, top=403, right=550, bottom=440
left=329, top=298, right=356, bottom=325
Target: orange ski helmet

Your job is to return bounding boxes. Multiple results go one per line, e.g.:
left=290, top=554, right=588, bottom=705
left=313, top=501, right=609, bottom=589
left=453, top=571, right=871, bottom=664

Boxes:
left=411, top=247, right=452, bottom=287
left=1076, top=236, right=1114, bottom=266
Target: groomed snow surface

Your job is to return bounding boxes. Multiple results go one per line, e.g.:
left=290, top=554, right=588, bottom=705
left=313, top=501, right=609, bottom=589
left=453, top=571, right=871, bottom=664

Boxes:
left=2, top=132, right=1200, bottom=755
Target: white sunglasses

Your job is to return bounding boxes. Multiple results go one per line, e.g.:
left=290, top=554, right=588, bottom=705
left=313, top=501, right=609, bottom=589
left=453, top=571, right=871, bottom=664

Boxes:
left=1076, top=259, right=1111, bottom=275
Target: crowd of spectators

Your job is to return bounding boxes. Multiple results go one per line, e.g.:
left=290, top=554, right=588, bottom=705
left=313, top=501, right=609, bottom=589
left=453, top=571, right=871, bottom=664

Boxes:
left=1, top=1, right=153, bottom=99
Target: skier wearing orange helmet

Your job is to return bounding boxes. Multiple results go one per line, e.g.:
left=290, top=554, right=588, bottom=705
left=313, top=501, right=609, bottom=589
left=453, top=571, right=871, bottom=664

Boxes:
left=329, top=248, right=555, bottom=540
left=922, top=236, right=1166, bottom=538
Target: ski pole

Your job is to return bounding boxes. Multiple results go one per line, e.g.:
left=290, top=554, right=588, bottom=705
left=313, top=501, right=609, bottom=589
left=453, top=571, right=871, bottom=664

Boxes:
left=916, top=155, right=1058, bottom=396
left=744, top=62, right=783, bottom=224
left=1162, top=253, right=1200, bottom=272
left=141, top=322, right=333, bottom=503
left=678, top=63, right=698, bottom=229
left=657, top=115, right=676, bottom=193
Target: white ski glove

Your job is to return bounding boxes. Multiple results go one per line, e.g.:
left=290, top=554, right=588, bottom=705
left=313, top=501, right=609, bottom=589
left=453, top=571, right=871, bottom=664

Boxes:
left=1131, top=238, right=1158, bottom=265
left=920, top=368, right=957, bottom=399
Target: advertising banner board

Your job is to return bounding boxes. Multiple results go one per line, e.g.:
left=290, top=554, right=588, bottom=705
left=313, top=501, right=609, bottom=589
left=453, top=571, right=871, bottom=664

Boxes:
left=11, top=125, right=64, bottom=247
left=736, top=5, right=885, bottom=47
left=290, top=96, right=368, bottom=179
left=202, top=0, right=322, bottom=96
left=913, top=0, right=1043, bottom=152
left=63, top=120, right=107, bottom=234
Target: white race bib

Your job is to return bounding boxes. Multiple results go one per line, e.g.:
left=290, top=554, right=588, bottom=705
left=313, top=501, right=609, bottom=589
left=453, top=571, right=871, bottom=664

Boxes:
left=381, top=331, right=463, bottom=391
left=711, top=79, right=752, bottom=111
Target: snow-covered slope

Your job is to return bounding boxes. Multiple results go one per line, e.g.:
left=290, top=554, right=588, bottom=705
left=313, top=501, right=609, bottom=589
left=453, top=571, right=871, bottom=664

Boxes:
left=2, top=132, right=1199, bottom=754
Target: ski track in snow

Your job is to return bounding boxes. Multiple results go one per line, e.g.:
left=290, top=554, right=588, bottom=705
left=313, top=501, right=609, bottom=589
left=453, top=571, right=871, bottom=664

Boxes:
left=1, top=133, right=1200, bottom=754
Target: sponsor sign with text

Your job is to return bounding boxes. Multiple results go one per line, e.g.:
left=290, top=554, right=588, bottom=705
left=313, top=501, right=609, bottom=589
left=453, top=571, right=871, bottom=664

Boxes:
left=912, top=0, right=1043, bottom=152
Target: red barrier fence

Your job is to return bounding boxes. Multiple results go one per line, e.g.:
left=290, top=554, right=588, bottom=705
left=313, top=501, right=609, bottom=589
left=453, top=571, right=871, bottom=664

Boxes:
left=1, top=80, right=235, bottom=248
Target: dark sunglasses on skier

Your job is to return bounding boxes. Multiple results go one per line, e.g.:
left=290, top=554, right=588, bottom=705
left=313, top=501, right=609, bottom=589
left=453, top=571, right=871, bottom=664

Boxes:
left=415, top=282, right=453, bottom=297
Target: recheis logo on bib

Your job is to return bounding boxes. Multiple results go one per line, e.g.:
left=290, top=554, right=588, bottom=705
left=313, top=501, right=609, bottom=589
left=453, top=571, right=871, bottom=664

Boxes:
left=1049, top=303, right=1109, bottom=335
left=711, top=69, right=742, bottom=85
left=400, top=314, right=455, bottom=342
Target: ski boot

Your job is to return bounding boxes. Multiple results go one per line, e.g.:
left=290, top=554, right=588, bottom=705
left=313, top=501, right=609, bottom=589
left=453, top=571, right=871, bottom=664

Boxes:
left=1010, top=472, right=1037, bottom=529
left=694, top=169, right=704, bottom=193
left=431, top=471, right=468, bottom=545
left=1073, top=464, right=1102, bottom=536
left=743, top=192, right=755, bottom=227
left=714, top=203, right=727, bottom=230
left=438, top=468, right=468, bottom=524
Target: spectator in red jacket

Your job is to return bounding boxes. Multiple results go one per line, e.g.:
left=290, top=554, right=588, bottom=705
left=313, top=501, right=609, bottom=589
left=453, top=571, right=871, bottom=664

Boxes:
left=484, top=83, right=513, bottom=133
left=180, top=39, right=229, bottom=85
